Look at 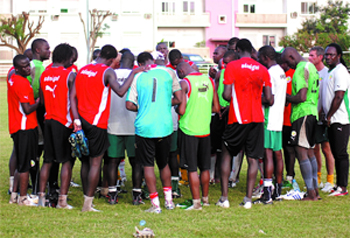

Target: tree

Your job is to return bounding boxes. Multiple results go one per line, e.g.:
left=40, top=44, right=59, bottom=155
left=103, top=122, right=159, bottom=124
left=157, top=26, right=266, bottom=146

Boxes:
left=0, top=12, right=44, bottom=54
left=79, top=9, right=112, bottom=62
left=279, top=0, right=350, bottom=66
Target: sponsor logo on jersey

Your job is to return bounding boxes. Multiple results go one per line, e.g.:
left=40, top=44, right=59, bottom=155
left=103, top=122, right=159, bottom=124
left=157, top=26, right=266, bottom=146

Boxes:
left=43, top=76, right=60, bottom=83
left=81, top=70, right=98, bottom=77
left=241, top=63, right=260, bottom=71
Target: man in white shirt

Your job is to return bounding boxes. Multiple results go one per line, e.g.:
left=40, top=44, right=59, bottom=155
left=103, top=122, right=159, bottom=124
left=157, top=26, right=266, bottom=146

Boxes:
left=322, top=43, right=350, bottom=196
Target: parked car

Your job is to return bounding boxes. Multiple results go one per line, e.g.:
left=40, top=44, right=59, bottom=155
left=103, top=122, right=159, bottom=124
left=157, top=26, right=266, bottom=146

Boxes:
left=182, top=53, right=216, bottom=74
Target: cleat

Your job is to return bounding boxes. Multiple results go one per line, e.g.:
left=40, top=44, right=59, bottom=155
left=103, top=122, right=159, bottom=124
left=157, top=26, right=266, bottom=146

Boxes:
left=216, top=199, right=230, bottom=208
left=75, top=130, right=89, bottom=156
left=144, top=205, right=162, bottom=214
left=56, top=204, right=74, bottom=209
left=281, top=190, right=305, bottom=200
left=239, top=201, right=252, bottom=209
left=132, top=195, right=145, bottom=205
left=253, top=197, right=273, bottom=205
left=321, top=182, right=334, bottom=193
left=18, top=197, right=37, bottom=206
left=70, top=181, right=81, bottom=187
left=176, top=199, right=192, bottom=208
left=165, top=200, right=175, bottom=210
left=108, top=192, right=118, bottom=204
left=329, top=187, right=348, bottom=197
left=184, top=204, right=202, bottom=210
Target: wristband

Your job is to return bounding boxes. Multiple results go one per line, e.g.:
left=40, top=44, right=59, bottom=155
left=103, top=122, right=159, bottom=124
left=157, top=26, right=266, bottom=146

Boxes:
left=74, top=119, right=81, bottom=126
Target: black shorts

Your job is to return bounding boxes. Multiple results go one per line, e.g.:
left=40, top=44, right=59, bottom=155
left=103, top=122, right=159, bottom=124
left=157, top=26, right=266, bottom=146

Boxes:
left=81, top=117, right=110, bottom=158
left=282, top=125, right=292, bottom=148
left=43, top=119, right=73, bottom=164
left=179, top=129, right=211, bottom=172
left=135, top=135, right=171, bottom=170
left=11, top=128, right=38, bottom=173
left=222, top=123, right=264, bottom=159
left=210, top=109, right=228, bottom=154
left=314, top=123, right=329, bottom=144
left=289, top=115, right=316, bottom=148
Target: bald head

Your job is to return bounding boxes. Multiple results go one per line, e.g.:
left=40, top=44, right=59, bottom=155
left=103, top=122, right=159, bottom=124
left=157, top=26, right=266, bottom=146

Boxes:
left=213, top=46, right=228, bottom=64
left=176, top=62, right=194, bottom=79
left=120, top=51, right=135, bottom=69
left=281, top=47, right=304, bottom=69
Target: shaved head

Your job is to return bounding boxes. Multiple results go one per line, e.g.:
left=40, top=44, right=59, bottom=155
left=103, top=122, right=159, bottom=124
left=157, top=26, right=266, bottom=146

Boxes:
left=281, top=47, right=304, bottom=69
left=176, top=61, right=194, bottom=79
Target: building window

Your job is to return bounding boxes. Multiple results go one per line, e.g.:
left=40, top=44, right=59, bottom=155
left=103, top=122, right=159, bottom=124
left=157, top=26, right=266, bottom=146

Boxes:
left=301, top=2, right=316, bottom=14
left=183, top=1, right=195, bottom=14
left=243, top=4, right=255, bottom=13
left=218, top=15, right=227, bottom=24
left=263, top=35, right=276, bottom=47
left=162, top=2, right=175, bottom=14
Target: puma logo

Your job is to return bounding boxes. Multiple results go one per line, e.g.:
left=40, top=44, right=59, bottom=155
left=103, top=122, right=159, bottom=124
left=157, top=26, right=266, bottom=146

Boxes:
left=45, top=85, right=57, bottom=98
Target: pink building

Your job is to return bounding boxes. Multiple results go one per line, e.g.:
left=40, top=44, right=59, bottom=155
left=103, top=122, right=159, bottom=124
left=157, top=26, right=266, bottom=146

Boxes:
left=205, top=0, right=239, bottom=59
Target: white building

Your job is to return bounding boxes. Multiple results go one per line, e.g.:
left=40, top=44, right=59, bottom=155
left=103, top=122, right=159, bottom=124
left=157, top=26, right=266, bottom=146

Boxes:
left=0, top=0, right=210, bottom=69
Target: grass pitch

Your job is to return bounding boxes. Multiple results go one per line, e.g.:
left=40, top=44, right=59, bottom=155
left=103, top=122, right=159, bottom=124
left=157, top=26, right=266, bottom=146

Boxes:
left=0, top=80, right=349, bottom=238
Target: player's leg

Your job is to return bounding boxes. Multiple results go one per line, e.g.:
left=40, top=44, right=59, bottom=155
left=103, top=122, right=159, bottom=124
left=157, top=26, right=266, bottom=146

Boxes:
left=155, top=135, right=173, bottom=209
left=321, top=140, right=335, bottom=192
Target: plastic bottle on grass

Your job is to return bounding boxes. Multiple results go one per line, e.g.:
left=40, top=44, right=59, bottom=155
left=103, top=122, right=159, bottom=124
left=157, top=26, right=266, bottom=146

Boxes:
left=292, top=179, right=300, bottom=192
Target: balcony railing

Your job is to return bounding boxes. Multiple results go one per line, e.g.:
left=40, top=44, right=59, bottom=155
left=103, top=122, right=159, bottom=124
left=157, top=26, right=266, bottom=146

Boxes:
left=236, top=13, right=287, bottom=27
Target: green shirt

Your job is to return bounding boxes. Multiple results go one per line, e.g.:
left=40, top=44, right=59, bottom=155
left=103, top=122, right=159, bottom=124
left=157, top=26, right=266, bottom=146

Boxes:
left=217, top=69, right=230, bottom=107
left=179, top=73, right=214, bottom=136
left=290, top=61, right=319, bottom=123
left=27, top=59, right=45, bottom=99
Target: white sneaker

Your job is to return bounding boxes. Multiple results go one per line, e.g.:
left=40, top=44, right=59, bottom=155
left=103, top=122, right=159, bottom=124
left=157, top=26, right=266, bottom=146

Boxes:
left=70, top=181, right=81, bottom=187
left=215, top=199, right=230, bottom=208
left=329, top=187, right=349, bottom=196
left=145, top=205, right=162, bottom=214
left=321, top=182, right=334, bottom=193
left=281, top=190, right=305, bottom=200
left=57, top=204, right=74, bottom=209
left=318, top=182, right=324, bottom=189
left=165, top=200, right=175, bottom=210
left=239, top=201, right=252, bottom=209
left=18, top=197, right=38, bottom=206
left=27, top=194, right=38, bottom=204
left=185, top=204, right=202, bottom=210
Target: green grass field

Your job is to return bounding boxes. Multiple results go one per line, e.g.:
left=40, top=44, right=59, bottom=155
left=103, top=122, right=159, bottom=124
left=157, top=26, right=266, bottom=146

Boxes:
left=0, top=79, right=349, bottom=238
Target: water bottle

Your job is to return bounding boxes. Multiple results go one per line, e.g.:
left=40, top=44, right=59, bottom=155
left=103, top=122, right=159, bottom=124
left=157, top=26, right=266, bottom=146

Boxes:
left=292, top=179, right=301, bottom=192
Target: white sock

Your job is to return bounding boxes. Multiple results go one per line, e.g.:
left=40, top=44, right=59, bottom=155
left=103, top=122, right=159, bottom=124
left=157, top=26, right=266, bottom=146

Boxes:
left=9, top=176, right=14, bottom=193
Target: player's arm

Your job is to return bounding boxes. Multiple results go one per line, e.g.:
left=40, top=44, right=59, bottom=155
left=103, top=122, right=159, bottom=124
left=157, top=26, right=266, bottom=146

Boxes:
left=209, top=67, right=217, bottom=79
left=67, top=72, right=76, bottom=89
left=39, top=87, right=44, bottom=105
left=212, top=87, right=220, bottom=113
left=223, top=84, right=232, bottom=102
left=172, top=90, right=182, bottom=106
left=325, top=90, right=345, bottom=126
left=262, top=87, right=274, bottom=106
left=107, top=66, right=148, bottom=97
left=69, top=77, right=82, bottom=132
left=21, top=99, right=40, bottom=115
left=177, top=80, right=189, bottom=116
left=126, top=101, right=138, bottom=112
left=286, top=88, right=307, bottom=104
left=214, top=70, right=221, bottom=92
